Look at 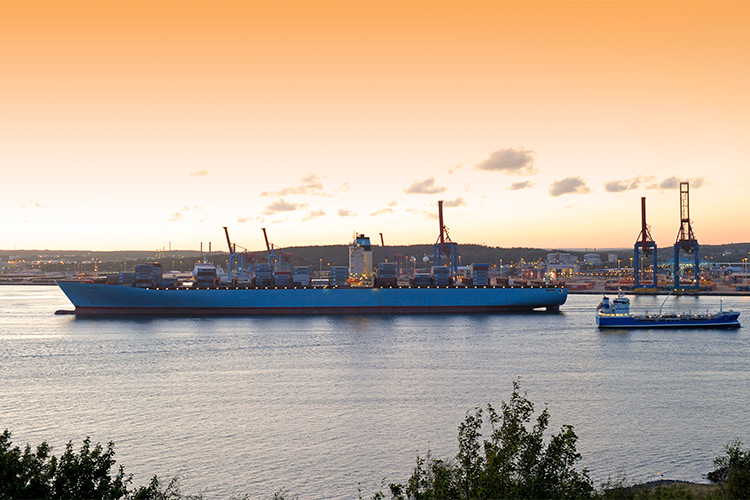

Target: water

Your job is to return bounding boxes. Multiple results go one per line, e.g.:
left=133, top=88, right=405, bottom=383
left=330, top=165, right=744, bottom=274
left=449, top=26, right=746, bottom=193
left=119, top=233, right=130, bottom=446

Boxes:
left=2, top=286, right=749, bottom=498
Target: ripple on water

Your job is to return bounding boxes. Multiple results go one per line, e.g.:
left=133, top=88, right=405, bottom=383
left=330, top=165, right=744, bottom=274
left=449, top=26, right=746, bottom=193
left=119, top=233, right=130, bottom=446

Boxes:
left=2, top=286, right=749, bottom=497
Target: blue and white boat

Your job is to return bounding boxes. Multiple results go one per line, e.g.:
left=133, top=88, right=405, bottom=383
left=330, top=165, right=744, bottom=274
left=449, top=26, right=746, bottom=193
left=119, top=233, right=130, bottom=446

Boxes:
left=596, top=290, right=740, bottom=329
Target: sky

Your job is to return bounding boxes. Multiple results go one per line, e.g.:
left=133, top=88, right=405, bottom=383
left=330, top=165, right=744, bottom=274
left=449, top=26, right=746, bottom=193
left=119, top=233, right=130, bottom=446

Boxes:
left=2, top=0, right=749, bottom=252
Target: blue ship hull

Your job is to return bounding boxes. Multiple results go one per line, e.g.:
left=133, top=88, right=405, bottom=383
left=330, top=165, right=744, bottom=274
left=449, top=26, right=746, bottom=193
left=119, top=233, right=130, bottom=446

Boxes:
left=57, top=281, right=567, bottom=316
left=597, top=311, right=740, bottom=328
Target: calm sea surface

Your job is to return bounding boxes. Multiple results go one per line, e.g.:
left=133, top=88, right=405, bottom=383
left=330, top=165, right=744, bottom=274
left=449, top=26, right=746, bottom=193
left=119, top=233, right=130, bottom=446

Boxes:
left=2, top=285, right=750, bottom=498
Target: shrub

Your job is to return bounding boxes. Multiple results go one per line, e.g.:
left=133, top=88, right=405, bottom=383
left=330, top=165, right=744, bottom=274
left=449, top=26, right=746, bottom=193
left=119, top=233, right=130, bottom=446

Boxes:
left=387, top=379, right=594, bottom=499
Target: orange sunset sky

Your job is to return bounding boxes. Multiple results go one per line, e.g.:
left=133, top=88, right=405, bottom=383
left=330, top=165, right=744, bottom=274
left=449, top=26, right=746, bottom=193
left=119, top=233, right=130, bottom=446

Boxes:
left=2, top=1, right=749, bottom=252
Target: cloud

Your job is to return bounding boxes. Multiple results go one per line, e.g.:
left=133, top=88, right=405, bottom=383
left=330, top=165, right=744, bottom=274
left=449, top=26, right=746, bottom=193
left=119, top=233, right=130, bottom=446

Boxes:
left=189, top=170, right=209, bottom=176
left=549, top=177, right=591, bottom=196
left=509, top=181, right=534, bottom=191
left=338, top=209, right=355, bottom=217
left=18, top=199, right=46, bottom=208
left=261, top=174, right=326, bottom=197
left=370, top=208, right=394, bottom=216
left=168, top=205, right=205, bottom=222
left=442, top=197, right=465, bottom=207
left=263, top=199, right=308, bottom=215
left=475, top=147, right=537, bottom=175
left=604, top=177, right=642, bottom=193
left=338, top=182, right=351, bottom=192
left=650, top=176, right=680, bottom=190
left=303, top=210, right=326, bottom=221
left=646, top=176, right=706, bottom=190
left=237, top=216, right=259, bottom=223
left=388, top=200, right=397, bottom=207
left=405, top=177, right=447, bottom=194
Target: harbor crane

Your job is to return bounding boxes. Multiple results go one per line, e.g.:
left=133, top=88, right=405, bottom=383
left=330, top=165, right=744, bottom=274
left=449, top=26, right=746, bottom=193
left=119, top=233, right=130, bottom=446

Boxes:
left=379, top=233, right=388, bottom=263
left=673, top=182, right=700, bottom=291
left=223, top=226, right=235, bottom=254
left=222, top=226, right=253, bottom=283
left=633, top=197, right=658, bottom=289
left=433, top=200, right=459, bottom=279
left=261, top=227, right=289, bottom=272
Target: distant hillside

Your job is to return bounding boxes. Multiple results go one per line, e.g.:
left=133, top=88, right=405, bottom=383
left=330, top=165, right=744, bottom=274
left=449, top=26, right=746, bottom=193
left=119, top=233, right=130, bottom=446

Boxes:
left=3, top=242, right=749, bottom=271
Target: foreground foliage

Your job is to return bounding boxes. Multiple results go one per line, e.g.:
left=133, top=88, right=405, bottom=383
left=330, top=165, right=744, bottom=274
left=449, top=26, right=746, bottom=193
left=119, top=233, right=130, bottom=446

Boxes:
left=385, top=380, right=595, bottom=499
left=4, top=401, right=750, bottom=499
left=711, top=440, right=750, bottom=499
left=0, top=430, right=203, bottom=500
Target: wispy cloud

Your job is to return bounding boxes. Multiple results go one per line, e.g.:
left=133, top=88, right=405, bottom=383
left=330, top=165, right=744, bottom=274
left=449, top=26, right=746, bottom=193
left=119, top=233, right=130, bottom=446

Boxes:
left=405, top=177, right=447, bottom=194
left=509, top=181, right=534, bottom=191
left=549, top=177, right=591, bottom=197
left=604, top=177, right=642, bottom=193
left=370, top=208, right=394, bottom=216
left=338, top=209, right=355, bottom=217
left=442, top=197, right=465, bottom=207
left=405, top=208, right=440, bottom=220
left=18, top=199, right=47, bottom=208
left=189, top=170, right=209, bottom=177
left=263, top=199, right=308, bottom=215
left=168, top=205, right=205, bottom=222
left=303, top=210, right=326, bottom=221
left=647, top=176, right=705, bottom=190
left=261, top=174, right=326, bottom=197
left=475, top=147, right=537, bottom=175
left=237, top=216, right=260, bottom=223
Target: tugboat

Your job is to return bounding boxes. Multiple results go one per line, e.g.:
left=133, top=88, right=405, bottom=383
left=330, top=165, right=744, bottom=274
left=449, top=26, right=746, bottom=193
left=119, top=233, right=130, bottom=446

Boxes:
left=596, top=290, right=740, bottom=329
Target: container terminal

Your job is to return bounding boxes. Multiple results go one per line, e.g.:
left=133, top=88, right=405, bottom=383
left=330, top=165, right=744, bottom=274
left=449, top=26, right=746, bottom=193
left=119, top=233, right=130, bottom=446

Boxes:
left=4, top=188, right=749, bottom=296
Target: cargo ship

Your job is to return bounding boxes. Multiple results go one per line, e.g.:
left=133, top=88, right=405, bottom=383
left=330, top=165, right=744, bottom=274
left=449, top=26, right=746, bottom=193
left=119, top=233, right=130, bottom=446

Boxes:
left=596, top=291, right=740, bottom=328
left=56, top=230, right=567, bottom=316
left=57, top=280, right=567, bottom=316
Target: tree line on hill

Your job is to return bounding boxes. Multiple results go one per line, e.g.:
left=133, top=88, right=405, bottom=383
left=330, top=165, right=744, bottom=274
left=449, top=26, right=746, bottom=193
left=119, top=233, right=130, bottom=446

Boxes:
left=3, top=242, right=749, bottom=274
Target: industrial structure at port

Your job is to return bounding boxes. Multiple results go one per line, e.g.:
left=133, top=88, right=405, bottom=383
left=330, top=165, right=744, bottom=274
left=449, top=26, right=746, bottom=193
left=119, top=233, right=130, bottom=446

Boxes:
left=632, top=181, right=705, bottom=293
left=56, top=202, right=568, bottom=316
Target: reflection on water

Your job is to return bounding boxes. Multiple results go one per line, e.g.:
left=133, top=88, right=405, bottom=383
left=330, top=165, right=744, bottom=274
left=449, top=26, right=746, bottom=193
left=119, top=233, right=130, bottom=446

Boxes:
left=1, top=286, right=749, bottom=498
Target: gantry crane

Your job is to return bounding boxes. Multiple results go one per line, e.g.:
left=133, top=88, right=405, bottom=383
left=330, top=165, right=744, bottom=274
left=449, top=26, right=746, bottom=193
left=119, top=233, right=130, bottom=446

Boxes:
left=633, top=197, right=658, bottom=289
left=673, top=182, right=700, bottom=291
